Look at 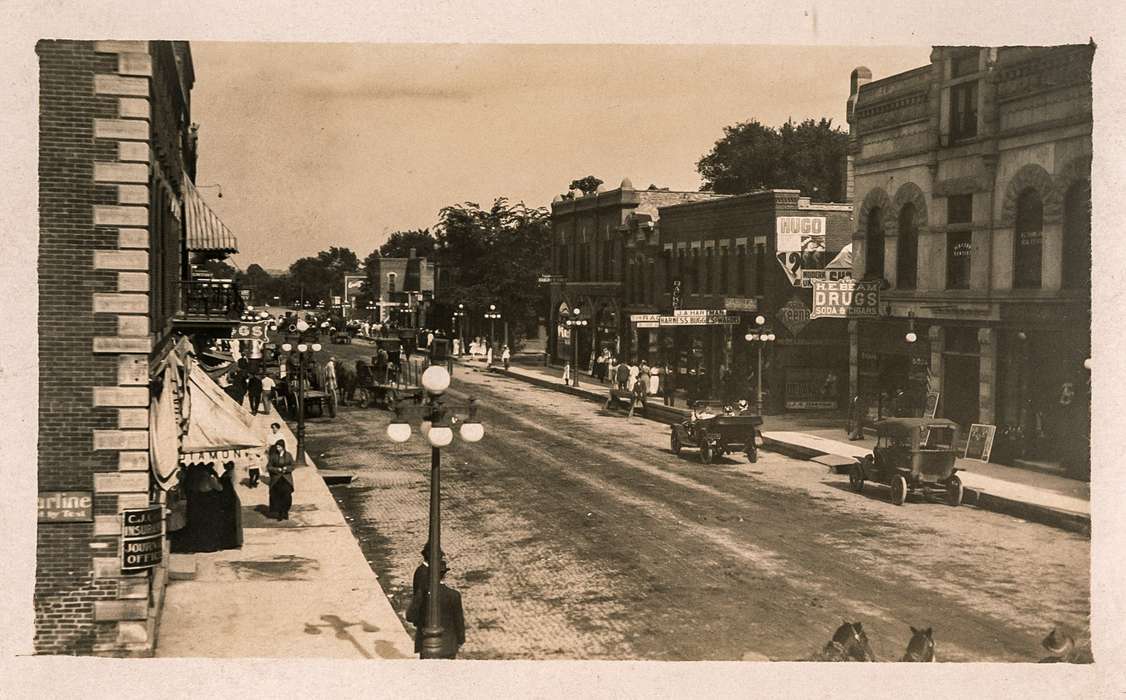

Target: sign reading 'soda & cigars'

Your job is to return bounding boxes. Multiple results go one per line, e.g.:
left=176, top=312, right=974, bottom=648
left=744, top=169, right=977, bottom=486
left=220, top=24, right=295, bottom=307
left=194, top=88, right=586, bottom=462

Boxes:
left=121, top=505, right=163, bottom=573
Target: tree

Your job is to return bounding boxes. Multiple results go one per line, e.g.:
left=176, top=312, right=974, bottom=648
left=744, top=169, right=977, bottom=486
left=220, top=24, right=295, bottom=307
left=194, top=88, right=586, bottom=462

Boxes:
left=379, top=228, right=436, bottom=258
left=568, top=175, right=603, bottom=195
left=697, top=118, right=847, bottom=201
left=286, top=246, right=359, bottom=306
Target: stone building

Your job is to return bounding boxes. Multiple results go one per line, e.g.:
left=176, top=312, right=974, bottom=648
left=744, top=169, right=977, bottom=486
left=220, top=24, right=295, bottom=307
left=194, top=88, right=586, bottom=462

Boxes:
left=846, top=45, right=1092, bottom=475
left=37, top=40, right=241, bottom=655
left=547, top=179, right=719, bottom=367
left=627, top=190, right=853, bottom=412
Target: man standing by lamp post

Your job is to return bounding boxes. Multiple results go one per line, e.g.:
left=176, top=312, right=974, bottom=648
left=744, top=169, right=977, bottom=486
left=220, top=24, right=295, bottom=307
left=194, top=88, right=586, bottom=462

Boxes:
left=565, top=307, right=588, bottom=388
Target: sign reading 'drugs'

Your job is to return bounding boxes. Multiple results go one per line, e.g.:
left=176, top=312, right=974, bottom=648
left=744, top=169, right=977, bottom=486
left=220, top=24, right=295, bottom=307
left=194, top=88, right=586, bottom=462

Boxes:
left=810, top=279, right=881, bottom=319
left=38, top=491, right=93, bottom=522
left=121, top=504, right=163, bottom=574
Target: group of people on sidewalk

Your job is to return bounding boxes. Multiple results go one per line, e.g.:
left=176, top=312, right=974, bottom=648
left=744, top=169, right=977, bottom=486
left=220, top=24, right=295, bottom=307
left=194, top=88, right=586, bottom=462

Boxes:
left=564, top=354, right=681, bottom=407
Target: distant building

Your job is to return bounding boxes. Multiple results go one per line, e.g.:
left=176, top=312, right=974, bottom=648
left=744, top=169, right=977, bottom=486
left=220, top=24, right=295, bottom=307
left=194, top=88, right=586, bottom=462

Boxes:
left=547, top=179, right=720, bottom=366
left=37, top=40, right=241, bottom=656
left=847, top=45, right=1092, bottom=476
left=365, top=248, right=436, bottom=328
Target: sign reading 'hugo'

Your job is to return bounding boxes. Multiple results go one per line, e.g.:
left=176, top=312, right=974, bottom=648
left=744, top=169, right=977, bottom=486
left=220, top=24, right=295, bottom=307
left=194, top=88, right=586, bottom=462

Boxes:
left=121, top=505, right=163, bottom=574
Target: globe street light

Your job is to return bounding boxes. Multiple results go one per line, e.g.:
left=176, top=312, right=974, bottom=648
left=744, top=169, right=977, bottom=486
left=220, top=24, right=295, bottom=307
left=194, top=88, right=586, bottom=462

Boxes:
left=282, top=317, right=321, bottom=464
left=744, top=316, right=776, bottom=415
left=564, top=307, right=588, bottom=387
left=484, top=304, right=502, bottom=357
left=453, top=303, right=467, bottom=355
left=383, top=364, right=484, bottom=659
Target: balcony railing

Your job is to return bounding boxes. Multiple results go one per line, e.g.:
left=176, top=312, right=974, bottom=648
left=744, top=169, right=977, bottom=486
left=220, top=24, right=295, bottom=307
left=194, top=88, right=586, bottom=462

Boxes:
left=178, top=278, right=245, bottom=321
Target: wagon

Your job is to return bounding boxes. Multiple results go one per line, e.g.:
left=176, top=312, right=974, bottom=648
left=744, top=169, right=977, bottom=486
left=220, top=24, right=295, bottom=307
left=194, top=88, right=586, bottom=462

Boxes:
left=670, top=401, right=764, bottom=464
left=849, top=417, right=963, bottom=506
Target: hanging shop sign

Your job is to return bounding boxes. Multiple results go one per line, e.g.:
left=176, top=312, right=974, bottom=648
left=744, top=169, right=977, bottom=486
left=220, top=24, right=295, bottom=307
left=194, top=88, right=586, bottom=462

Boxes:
left=538, top=274, right=566, bottom=284
left=775, top=216, right=827, bottom=287
left=38, top=491, right=94, bottom=523
left=810, top=279, right=881, bottom=319
left=630, top=314, right=661, bottom=329
left=724, top=297, right=759, bottom=313
left=120, top=504, right=164, bottom=574
left=343, top=275, right=366, bottom=304
left=778, top=297, right=812, bottom=336
left=671, top=280, right=683, bottom=310
left=232, top=321, right=272, bottom=342
left=659, top=312, right=739, bottom=326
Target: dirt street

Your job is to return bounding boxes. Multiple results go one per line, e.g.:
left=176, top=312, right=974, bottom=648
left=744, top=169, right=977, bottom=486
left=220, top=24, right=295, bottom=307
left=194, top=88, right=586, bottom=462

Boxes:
left=300, top=346, right=1090, bottom=661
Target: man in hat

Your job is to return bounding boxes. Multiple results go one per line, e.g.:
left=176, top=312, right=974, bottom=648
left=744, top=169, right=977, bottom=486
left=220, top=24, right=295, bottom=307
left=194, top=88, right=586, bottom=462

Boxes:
left=1040, top=627, right=1092, bottom=663
left=406, top=554, right=466, bottom=659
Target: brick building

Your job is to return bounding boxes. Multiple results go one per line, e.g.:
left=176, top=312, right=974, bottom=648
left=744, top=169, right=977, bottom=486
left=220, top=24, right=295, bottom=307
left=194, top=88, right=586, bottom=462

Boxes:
left=627, top=191, right=853, bottom=412
left=364, top=250, right=436, bottom=328
left=846, top=45, right=1092, bottom=475
left=37, top=40, right=240, bottom=656
left=547, top=179, right=719, bottom=367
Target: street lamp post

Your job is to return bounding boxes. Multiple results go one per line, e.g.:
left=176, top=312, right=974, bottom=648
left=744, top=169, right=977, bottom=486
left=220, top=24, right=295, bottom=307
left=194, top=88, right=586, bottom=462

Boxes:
left=453, top=304, right=466, bottom=355
left=484, top=304, right=501, bottom=355
left=744, top=314, right=776, bottom=416
left=565, top=307, right=588, bottom=388
left=281, top=318, right=322, bottom=465
left=385, top=365, right=484, bottom=659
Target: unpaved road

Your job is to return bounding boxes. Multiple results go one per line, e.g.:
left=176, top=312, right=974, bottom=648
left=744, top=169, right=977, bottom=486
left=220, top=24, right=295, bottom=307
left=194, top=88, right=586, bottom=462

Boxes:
left=300, top=348, right=1090, bottom=661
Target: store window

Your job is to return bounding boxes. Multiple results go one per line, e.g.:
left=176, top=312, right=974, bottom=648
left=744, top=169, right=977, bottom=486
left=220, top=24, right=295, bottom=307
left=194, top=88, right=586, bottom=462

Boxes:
left=946, top=231, right=972, bottom=289
left=950, top=80, right=978, bottom=141
left=1013, top=188, right=1043, bottom=289
left=896, top=203, right=918, bottom=289
left=1063, top=180, right=1092, bottom=290
left=865, top=207, right=885, bottom=279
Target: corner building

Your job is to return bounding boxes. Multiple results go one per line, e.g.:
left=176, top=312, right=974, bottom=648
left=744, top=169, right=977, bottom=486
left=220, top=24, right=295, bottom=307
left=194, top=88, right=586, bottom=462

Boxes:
left=847, top=45, right=1092, bottom=476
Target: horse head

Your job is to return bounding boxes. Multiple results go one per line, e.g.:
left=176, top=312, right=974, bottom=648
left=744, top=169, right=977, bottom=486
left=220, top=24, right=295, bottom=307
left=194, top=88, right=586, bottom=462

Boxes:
left=902, top=625, right=935, bottom=662
left=832, top=621, right=877, bottom=661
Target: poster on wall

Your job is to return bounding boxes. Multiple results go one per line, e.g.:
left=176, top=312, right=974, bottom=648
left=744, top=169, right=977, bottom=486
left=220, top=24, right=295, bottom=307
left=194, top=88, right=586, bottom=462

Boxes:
left=775, top=216, right=827, bottom=287
left=784, top=367, right=841, bottom=410
left=963, top=423, right=997, bottom=462
left=924, top=392, right=941, bottom=418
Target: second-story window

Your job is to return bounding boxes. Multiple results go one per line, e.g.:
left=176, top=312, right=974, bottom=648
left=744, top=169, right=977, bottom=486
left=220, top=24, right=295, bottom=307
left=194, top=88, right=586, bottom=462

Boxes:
left=736, top=244, right=747, bottom=295
left=865, top=207, right=885, bottom=279
left=754, top=242, right=765, bottom=296
left=950, top=80, right=978, bottom=141
left=896, top=203, right=918, bottom=289
left=387, top=272, right=397, bottom=293
left=1014, top=188, right=1043, bottom=289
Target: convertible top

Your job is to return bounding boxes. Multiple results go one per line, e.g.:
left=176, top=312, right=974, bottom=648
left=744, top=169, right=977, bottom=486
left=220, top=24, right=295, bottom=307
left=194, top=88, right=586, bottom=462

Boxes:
left=875, top=417, right=959, bottom=435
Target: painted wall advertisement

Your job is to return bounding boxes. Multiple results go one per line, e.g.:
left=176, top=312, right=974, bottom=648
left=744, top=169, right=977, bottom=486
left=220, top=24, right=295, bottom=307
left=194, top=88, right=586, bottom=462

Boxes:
left=343, top=275, right=366, bottom=304
left=121, top=505, right=164, bottom=574
left=38, top=491, right=93, bottom=522
left=775, top=216, right=827, bottom=287
left=810, top=279, right=881, bottom=319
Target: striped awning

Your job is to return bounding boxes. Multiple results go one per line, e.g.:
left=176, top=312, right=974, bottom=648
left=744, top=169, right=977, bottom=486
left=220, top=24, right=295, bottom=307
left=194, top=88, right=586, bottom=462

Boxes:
left=184, top=179, right=239, bottom=253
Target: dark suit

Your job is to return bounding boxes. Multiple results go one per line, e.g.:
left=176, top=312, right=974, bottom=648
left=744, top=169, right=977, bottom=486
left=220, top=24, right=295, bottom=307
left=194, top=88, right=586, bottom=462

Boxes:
left=406, top=582, right=466, bottom=659
left=267, top=449, right=295, bottom=519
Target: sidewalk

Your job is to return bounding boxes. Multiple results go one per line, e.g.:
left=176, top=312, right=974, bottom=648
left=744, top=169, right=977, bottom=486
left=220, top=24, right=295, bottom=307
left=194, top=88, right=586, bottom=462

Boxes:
left=155, top=408, right=415, bottom=659
left=479, top=358, right=1090, bottom=536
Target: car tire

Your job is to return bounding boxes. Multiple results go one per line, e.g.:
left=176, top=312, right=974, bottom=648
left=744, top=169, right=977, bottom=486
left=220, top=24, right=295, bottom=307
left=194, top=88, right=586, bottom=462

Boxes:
left=848, top=463, right=865, bottom=493
left=890, top=474, right=908, bottom=506
left=671, top=431, right=681, bottom=456
left=946, top=474, right=963, bottom=507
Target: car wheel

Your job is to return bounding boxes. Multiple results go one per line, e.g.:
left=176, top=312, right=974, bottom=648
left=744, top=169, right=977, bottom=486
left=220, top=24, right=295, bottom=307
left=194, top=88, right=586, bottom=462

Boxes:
left=848, top=463, right=864, bottom=493
left=946, top=475, right=964, bottom=507
left=699, top=440, right=714, bottom=465
left=890, top=474, right=907, bottom=506
left=671, top=431, right=681, bottom=456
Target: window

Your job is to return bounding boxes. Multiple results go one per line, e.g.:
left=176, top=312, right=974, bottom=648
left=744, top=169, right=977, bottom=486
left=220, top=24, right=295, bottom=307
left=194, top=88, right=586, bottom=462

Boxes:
left=754, top=242, right=766, bottom=295
left=736, top=244, right=747, bottom=295
left=1063, top=180, right=1091, bottom=290
left=896, top=203, right=918, bottom=289
left=947, top=194, right=973, bottom=225
left=946, top=231, right=972, bottom=289
left=718, top=246, right=728, bottom=294
left=950, top=81, right=978, bottom=141
left=951, top=52, right=978, bottom=78
left=865, top=207, right=885, bottom=278
left=1013, top=188, right=1043, bottom=289
left=387, top=272, right=397, bottom=293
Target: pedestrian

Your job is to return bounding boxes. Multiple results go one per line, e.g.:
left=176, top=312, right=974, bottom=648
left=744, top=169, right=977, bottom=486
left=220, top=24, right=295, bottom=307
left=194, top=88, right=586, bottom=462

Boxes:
left=355, top=360, right=372, bottom=407
left=662, top=364, right=676, bottom=406
left=247, top=371, right=263, bottom=416
left=260, top=373, right=276, bottom=413
left=501, top=345, right=511, bottom=370
left=562, top=361, right=571, bottom=385
left=266, top=439, right=295, bottom=521
left=218, top=461, right=243, bottom=549
left=427, top=331, right=435, bottom=348
left=411, top=541, right=446, bottom=600
left=637, top=361, right=650, bottom=397
left=324, top=356, right=339, bottom=408
left=615, top=359, right=631, bottom=392
left=628, top=375, right=648, bottom=418
left=452, top=337, right=461, bottom=356
left=406, top=560, right=466, bottom=659
left=231, top=367, right=249, bottom=408
left=486, top=344, right=493, bottom=367
left=627, top=360, right=640, bottom=392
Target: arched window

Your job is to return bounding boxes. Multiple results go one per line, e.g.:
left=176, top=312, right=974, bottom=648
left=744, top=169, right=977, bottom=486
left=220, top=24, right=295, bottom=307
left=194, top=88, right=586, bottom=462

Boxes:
left=1013, top=188, right=1043, bottom=288
left=387, top=272, right=397, bottom=294
left=1062, top=180, right=1091, bottom=290
left=865, top=207, right=884, bottom=278
left=896, top=203, right=918, bottom=289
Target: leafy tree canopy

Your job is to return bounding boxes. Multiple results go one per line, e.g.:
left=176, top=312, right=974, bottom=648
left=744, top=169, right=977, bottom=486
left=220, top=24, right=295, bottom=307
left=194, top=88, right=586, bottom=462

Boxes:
left=378, top=228, right=437, bottom=258
left=696, top=117, right=847, bottom=201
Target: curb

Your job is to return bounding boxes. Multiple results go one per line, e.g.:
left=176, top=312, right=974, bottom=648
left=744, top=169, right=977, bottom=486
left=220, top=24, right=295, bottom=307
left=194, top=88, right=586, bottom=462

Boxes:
left=491, top=366, right=1090, bottom=537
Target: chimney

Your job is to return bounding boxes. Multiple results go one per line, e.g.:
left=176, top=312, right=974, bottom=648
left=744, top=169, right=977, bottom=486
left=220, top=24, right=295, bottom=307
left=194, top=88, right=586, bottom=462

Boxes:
left=844, top=66, right=873, bottom=203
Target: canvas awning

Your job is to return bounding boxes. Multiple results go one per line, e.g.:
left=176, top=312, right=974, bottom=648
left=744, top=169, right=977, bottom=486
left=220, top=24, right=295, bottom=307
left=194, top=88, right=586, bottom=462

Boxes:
left=826, top=243, right=853, bottom=270
left=184, top=178, right=239, bottom=254
left=180, top=362, right=263, bottom=465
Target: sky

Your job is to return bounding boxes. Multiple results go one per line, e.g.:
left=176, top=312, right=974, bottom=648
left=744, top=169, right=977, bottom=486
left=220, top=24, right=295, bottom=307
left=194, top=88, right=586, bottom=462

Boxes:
left=190, top=43, right=931, bottom=270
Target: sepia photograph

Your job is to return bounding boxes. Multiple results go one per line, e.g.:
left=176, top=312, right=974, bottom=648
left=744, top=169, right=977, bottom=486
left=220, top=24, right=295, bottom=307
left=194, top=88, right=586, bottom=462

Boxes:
left=4, top=1, right=1124, bottom=696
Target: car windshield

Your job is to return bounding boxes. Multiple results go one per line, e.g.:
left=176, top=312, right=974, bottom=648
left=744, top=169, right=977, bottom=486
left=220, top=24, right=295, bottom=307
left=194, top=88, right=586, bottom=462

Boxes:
left=921, top=427, right=955, bottom=449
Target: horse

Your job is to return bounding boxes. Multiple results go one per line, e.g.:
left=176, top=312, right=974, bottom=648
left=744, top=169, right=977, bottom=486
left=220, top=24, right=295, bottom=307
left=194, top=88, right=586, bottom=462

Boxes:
left=805, top=622, right=877, bottom=661
left=335, top=361, right=356, bottom=406
left=901, top=626, right=935, bottom=661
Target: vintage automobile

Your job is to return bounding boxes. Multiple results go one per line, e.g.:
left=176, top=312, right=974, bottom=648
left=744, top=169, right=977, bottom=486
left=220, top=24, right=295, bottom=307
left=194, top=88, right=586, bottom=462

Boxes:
left=850, top=417, right=963, bottom=506
left=670, top=401, right=764, bottom=464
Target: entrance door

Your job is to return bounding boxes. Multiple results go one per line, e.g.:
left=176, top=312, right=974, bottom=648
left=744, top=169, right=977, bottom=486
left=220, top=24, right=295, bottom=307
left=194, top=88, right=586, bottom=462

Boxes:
left=943, top=354, right=980, bottom=427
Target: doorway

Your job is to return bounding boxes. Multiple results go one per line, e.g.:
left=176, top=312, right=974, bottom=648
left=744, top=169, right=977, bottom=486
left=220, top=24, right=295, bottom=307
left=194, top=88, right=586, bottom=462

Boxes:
left=943, top=354, right=980, bottom=427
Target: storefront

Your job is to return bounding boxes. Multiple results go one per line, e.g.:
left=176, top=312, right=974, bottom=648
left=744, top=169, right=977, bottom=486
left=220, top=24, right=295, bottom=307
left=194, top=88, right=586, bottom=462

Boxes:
left=855, top=318, right=933, bottom=422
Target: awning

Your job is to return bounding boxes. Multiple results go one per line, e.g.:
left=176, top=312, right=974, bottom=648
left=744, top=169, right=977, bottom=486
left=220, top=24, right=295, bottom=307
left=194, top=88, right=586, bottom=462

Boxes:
left=826, top=243, right=853, bottom=270
left=180, top=362, right=263, bottom=464
left=184, top=178, right=239, bottom=254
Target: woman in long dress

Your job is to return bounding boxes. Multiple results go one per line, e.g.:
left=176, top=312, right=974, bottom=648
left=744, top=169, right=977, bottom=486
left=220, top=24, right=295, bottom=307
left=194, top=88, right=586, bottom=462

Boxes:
left=266, top=440, right=296, bottom=521
left=218, top=461, right=243, bottom=549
